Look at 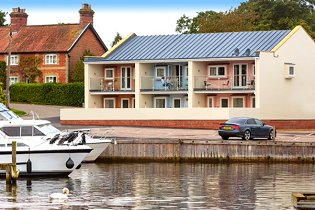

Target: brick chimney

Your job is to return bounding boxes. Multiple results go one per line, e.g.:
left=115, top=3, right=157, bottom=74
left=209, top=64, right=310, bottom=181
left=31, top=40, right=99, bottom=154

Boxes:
left=10, top=7, right=28, bottom=33
left=79, top=4, right=94, bottom=30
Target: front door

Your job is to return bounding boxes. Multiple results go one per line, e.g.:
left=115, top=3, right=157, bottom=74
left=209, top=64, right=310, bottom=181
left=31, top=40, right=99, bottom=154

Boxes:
left=121, top=67, right=131, bottom=90
left=233, top=64, right=248, bottom=88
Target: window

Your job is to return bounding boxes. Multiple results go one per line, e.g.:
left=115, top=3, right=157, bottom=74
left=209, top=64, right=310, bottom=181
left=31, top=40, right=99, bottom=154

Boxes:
left=155, top=66, right=166, bottom=78
left=1, top=127, right=20, bottom=136
left=208, top=65, right=226, bottom=77
left=155, top=97, right=166, bottom=108
left=45, top=54, right=57, bottom=65
left=132, top=98, right=135, bottom=108
left=45, top=76, right=57, bottom=83
left=33, top=127, right=45, bottom=136
left=21, top=126, right=33, bottom=136
left=8, top=55, right=19, bottom=65
left=207, top=97, right=214, bottom=108
left=121, top=98, right=129, bottom=108
left=246, top=118, right=256, bottom=125
left=289, top=66, right=295, bottom=76
left=233, top=97, right=244, bottom=108
left=251, top=97, right=256, bottom=108
left=105, top=68, right=114, bottom=79
left=284, top=63, right=295, bottom=78
left=9, top=76, right=19, bottom=85
left=221, top=98, right=229, bottom=108
left=104, top=98, right=115, bottom=108
left=173, top=98, right=181, bottom=108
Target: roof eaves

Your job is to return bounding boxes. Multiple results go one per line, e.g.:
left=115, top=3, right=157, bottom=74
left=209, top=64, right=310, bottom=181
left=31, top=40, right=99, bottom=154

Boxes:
left=271, top=26, right=302, bottom=52
left=102, top=32, right=136, bottom=58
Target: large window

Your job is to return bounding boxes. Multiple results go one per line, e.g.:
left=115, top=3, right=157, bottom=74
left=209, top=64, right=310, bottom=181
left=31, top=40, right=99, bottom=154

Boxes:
left=208, top=65, right=226, bottom=77
left=154, top=97, right=166, bottom=108
left=232, top=97, right=244, bottom=108
left=45, top=54, right=57, bottom=65
left=45, top=76, right=57, bottom=83
left=104, top=98, right=115, bottom=108
left=8, top=55, right=19, bottom=65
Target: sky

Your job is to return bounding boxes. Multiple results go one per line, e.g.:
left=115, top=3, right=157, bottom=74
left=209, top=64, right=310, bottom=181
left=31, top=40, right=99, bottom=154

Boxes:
left=1, top=0, right=244, bottom=48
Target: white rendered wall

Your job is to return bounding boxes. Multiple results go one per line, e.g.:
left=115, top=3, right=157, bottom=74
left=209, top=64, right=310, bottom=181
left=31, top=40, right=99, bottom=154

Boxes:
left=258, top=28, right=315, bottom=119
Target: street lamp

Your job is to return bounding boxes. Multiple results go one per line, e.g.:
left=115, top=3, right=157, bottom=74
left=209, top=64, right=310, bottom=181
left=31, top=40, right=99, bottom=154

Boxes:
left=6, top=30, right=12, bottom=108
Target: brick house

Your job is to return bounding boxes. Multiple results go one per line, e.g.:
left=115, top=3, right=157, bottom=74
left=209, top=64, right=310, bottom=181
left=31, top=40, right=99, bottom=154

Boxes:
left=0, top=4, right=107, bottom=84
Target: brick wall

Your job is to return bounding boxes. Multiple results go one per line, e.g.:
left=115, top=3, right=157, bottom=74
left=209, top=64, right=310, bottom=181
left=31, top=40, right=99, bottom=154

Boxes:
left=0, top=53, right=68, bottom=83
left=60, top=119, right=315, bottom=129
left=68, top=27, right=107, bottom=82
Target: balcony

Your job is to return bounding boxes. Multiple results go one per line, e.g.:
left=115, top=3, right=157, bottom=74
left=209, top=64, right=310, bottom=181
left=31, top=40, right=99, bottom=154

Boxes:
left=194, top=76, right=255, bottom=93
left=89, top=77, right=135, bottom=94
left=140, top=76, right=188, bottom=94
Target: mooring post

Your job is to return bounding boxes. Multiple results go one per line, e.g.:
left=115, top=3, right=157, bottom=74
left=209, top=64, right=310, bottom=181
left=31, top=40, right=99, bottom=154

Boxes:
left=11, top=141, right=18, bottom=184
left=6, top=165, right=11, bottom=184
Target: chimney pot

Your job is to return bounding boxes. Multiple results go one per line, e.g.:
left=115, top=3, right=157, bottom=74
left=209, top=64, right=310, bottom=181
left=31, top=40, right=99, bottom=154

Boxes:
left=10, top=7, right=28, bottom=33
left=79, top=3, right=94, bottom=30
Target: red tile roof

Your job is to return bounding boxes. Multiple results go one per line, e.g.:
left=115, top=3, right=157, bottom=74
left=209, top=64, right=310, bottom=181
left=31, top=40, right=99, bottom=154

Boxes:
left=0, top=27, right=11, bottom=52
left=0, top=24, right=82, bottom=53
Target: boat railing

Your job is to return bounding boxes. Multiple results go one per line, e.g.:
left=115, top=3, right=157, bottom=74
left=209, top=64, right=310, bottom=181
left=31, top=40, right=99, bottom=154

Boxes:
left=30, top=111, right=40, bottom=120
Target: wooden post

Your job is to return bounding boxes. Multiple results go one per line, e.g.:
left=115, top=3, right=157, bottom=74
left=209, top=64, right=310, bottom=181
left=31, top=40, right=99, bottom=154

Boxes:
left=11, top=141, right=18, bottom=183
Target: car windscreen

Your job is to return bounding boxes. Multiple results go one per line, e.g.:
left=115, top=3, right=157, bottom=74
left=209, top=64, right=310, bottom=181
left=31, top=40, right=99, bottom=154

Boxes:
left=226, top=118, right=247, bottom=124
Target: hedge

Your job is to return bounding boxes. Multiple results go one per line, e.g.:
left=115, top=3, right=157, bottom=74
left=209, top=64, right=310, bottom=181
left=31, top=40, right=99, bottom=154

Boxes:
left=10, top=83, right=84, bottom=107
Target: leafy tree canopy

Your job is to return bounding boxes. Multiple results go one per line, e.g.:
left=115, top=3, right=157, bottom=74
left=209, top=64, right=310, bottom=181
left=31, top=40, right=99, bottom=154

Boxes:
left=0, top=10, right=7, bottom=26
left=111, top=32, right=122, bottom=47
left=176, top=0, right=315, bottom=38
left=0, top=61, right=6, bottom=88
left=71, top=49, right=94, bottom=82
left=19, top=56, right=42, bottom=83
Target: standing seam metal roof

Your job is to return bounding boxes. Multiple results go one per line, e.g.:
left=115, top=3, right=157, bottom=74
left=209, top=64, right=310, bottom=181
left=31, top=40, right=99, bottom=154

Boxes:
left=86, top=29, right=291, bottom=62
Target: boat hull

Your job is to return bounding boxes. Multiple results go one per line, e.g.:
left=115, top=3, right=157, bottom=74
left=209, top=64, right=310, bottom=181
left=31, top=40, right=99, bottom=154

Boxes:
left=84, top=139, right=112, bottom=162
left=0, top=146, right=92, bottom=176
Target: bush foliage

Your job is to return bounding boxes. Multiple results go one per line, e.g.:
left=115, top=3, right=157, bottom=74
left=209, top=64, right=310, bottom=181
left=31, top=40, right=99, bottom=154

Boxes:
left=10, top=83, right=84, bottom=107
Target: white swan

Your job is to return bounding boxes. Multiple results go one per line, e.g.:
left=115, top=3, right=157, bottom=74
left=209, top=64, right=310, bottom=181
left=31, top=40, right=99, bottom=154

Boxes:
left=49, top=188, right=70, bottom=200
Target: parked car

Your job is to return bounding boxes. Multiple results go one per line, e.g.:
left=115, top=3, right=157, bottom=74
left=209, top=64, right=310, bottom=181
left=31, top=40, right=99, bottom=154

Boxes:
left=218, top=117, right=276, bottom=140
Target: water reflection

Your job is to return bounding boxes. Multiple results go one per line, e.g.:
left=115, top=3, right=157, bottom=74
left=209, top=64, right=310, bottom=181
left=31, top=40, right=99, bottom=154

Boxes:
left=0, top=163, right=314, bottom=209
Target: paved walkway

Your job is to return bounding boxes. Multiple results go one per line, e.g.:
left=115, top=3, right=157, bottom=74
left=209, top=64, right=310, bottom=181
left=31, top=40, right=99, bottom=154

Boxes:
left=9, top=103, right=315, bottom=143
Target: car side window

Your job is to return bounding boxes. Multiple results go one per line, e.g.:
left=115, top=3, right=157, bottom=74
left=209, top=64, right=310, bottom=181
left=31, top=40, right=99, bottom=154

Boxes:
left=246, top=119, right=256, bottom=124
left=254, top=119, right=263, bottom=126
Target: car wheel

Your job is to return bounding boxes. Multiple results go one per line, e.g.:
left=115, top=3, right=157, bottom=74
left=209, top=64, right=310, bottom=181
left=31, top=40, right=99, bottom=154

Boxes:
left=221, top=136, right=229, bottom=140
left=243, top=130, right=251, bottom=141
left=268, top=130, right=274, bottom=140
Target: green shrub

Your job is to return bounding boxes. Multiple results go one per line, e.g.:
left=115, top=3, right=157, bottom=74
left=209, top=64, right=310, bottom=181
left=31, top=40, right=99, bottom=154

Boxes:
left=10, top=83, right=84, bottom=107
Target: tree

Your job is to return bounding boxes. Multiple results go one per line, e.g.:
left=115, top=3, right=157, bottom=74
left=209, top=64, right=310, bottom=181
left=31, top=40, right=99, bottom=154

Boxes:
left=0, top=82, right=6, bottom=105
left=0, top=61, right=6, bottom=88
left=111, top=32, right=122, bottom=47
left=19, top=56, right=42, bottom=83
left=175, top=0, right=315, bottom=38
left=0, top=10, right=7, bottom=26
left=71, top=50, right=94, bottom=82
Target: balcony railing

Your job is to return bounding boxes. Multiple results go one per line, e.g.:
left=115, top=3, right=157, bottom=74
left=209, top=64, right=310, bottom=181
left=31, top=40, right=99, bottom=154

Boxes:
left=90, top=77, right=135, bottom=92
left=141, top=76, right=188, bottom=91
left=194, top=76, right=255, bottom=91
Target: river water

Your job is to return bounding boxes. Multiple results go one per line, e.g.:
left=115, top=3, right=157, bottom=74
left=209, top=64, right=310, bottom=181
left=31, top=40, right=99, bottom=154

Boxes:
left=0, top=163, right=315, bottom=209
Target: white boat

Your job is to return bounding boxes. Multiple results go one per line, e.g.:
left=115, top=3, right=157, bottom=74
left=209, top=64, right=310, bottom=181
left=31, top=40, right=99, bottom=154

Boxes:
left=0, top=120, right=92, bottom=176
left=39, top=125, right=114, bottom=162
left=0, top=103, right=113, bottom=162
